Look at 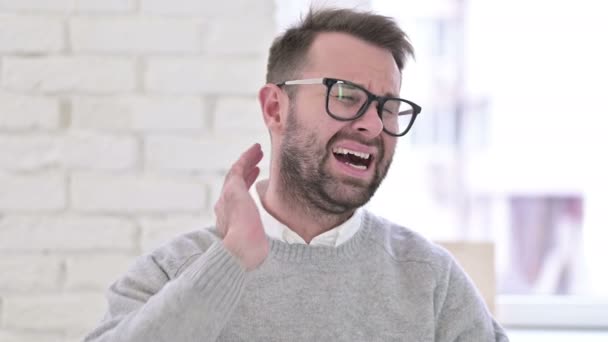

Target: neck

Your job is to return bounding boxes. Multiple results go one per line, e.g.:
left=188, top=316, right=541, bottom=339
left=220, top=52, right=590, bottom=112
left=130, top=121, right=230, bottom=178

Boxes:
left=257, top=179, right=354, bottom=244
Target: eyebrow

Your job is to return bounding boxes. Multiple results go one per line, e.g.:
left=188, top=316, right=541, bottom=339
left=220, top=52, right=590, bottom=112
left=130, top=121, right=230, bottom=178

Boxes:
left=384, top=91, right=399, bottom=98
left=376, top=88, right=399, bottom=99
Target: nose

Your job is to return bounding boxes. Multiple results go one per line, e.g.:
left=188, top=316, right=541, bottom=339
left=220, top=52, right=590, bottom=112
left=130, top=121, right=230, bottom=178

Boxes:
left=351, top=102, right=384, bottom=138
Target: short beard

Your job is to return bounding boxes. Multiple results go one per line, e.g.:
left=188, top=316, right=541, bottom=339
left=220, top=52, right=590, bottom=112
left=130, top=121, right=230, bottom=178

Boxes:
left=278, top=108, right=392, bottom=217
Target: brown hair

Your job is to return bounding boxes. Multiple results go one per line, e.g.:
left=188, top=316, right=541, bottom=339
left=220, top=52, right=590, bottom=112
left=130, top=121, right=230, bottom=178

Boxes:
left=266, top=8, right=414, bottom=84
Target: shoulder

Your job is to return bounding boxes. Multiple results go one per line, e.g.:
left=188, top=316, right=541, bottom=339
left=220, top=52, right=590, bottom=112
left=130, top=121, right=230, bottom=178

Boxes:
left=147, top=227, right=222, bottom=279
left=363, top=210, right=454, bottom=273
left=107, top=227, right=222, bottom=301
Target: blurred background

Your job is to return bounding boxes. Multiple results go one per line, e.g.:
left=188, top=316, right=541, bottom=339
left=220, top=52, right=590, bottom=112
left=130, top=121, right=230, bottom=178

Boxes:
left=1, top=0, right=607, bottom=341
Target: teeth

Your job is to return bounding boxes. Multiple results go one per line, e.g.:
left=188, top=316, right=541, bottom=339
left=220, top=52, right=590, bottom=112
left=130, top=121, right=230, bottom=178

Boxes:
left=346, top=162, right=367, bottom=170
left=332, top=147, right=370, bottom=160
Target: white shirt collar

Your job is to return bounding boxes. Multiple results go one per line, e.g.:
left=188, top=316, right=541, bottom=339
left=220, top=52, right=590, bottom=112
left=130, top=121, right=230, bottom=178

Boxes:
left=252, top=180, right=362, bottom=247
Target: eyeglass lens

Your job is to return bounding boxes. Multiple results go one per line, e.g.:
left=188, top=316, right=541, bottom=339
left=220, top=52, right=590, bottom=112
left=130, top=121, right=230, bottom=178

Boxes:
left=328, top=82, right=415, bottom=135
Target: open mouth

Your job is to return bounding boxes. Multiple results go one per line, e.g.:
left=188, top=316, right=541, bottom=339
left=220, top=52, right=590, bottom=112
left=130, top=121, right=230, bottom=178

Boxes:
left=332, top=147, right=373, bottom=170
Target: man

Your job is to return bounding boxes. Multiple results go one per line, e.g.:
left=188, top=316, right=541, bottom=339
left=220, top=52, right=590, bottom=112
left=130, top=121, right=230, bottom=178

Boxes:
left=85, top=8, right=509, bottom=342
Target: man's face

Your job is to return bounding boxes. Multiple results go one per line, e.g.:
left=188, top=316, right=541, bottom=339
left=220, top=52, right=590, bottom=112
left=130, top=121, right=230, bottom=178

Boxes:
left=278, top=32, right=402, bottom=214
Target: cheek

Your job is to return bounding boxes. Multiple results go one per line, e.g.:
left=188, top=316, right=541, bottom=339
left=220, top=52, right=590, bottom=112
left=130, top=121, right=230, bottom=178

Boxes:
left=382, top=137, right=397, bottom=160
left=308, top=115, right=344, bottom=142
left=292, top=101, right=353, bottom=145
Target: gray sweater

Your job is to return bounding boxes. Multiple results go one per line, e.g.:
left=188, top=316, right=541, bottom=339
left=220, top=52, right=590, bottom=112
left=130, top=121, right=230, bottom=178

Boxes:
left=85, top=211, right=509, bottom=341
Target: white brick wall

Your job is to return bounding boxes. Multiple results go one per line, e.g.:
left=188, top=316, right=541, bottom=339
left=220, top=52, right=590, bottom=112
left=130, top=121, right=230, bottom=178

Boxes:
left=0, top=331, right=64, bottom=342
left=71, top=95, right=206, bottom=131
left=145, top=135, right=267, bottom=171
left=141, top=0, right=274, bottom=17
left=0, top=135, right=60, bottom=170
left=0, top=1, right=276, bottom=339
left=139, top=214, right=215, bottom=253
left=214, top=96, right=267, bottom=133
left=0, top=215, right=137, bottom=251
left=0, top=0, right=134, bottom=13
left=145, top=57, right=267, bottom=94
left=0, top=0, right=74, bottom=13
left=64, top=254, right=134, bottom=290
left=70, top=16, right=203, bottom=54
left=0, top=92, right=62, bottom=130
left=76, top=0, right=135, bottom=13
left=0, top=256, right=63, bottom=292
left=0, top=172, right=66, bottom=210
left=0, top=134, right=138, bottom=170
left=63, top=133, right=139, bottom=170
left=2, top=57, right=137, bottom=93
left=2, top=293, right=106, bottom=332
left=71, top=173, right=208, bottom=212
left=0, top=15, right=64, bottom=53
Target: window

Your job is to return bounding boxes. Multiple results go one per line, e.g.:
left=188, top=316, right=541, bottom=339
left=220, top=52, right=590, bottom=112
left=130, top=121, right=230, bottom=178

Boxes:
left=370, top=0, right=608, bottom=329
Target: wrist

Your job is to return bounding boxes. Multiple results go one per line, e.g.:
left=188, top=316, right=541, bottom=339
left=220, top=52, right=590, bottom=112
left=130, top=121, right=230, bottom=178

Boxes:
left=222, top=233, right=248, bottom=270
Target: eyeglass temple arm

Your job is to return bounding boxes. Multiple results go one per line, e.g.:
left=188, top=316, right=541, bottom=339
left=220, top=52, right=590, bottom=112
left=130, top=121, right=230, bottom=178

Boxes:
left=281, top=78, right=325, bottom=86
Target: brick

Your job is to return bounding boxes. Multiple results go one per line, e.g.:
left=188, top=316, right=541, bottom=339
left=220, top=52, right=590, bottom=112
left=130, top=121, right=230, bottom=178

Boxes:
left=0, top=331, right=64, bottom=342
left=0, top=0, right=74, bottom=12
left=139, top=215, right=214, bottom=252
left=0, top=92, right=61, bottom=130
left=0, top=215, right=137, bottom=251
left=0, top=172, right=65, bottom=211
left=1, top=293, right=106, bottom=332
left=76, top=0, right=134, bottom=12
left=65, top=254, right=133, bottom=290
left=0, top=14, right=63, bottom=53
left=2, top=57, right=135, bottom=94
left=141, top=1, right=274, bottom=54
left=71, top=95, right=205, bottom=132
left=0, top=256, right=62, bottom=292
left=145, top=135, right=270, bottom=171
left=71, top=173, right=207, bottom=212
left=140, top=0, right=209, bottom=15
left=141, top=0, right=274, bottom=17
left=0, top=135, right=60, bottom=171
left=205, top=17, right=274, bottom=55
left=70, top=16, right=202, bottom=54
left=0, top=134, right=137, bottom=171
left=62, top=133, right=138, bottom=170
left=214, top=96, right=266, bottom=133
left=145, top=57, right=266, bottom=95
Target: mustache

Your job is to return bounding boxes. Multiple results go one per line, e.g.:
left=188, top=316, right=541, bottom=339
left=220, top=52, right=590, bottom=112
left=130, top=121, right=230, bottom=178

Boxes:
left=326, top=129, right=383, bottom=151
left=327, top=131, right=384, bottom=150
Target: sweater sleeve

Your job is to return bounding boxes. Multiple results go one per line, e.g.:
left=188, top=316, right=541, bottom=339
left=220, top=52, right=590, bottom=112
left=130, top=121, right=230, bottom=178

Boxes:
left=83, top=240, right=246, bottom=342
left=434, top=258, right=510, bottom=342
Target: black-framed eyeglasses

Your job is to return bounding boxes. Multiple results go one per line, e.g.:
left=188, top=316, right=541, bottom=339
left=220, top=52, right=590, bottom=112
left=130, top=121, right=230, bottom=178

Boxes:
left=276, top=77, right=422, bottom=137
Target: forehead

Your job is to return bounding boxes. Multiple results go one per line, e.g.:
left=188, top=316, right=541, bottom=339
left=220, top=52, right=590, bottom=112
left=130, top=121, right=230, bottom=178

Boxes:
left=303, top=32, right=401, bottom=94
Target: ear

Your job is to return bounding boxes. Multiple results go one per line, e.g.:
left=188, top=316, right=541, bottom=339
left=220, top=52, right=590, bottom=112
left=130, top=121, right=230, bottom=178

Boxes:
left=258, top=83, right=287, bottom=134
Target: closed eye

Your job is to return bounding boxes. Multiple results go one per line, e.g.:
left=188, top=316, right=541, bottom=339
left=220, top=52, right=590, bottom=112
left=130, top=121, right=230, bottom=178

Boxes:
left=333, top=94, right=358, bottom=101
left=383, top=107, right=397, bottom=115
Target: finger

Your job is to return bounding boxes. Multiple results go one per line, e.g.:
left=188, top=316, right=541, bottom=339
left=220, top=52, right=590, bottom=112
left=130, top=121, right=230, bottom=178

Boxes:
left=230, top=143, right=263, bottom=178
left=214, top=201, right=227, bottom=235
left=244, top=166, right=260, bottom=189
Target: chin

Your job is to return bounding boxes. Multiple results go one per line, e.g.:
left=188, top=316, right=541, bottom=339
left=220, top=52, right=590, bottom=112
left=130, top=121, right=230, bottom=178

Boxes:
left=326, top=181, right=375, bottom=208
